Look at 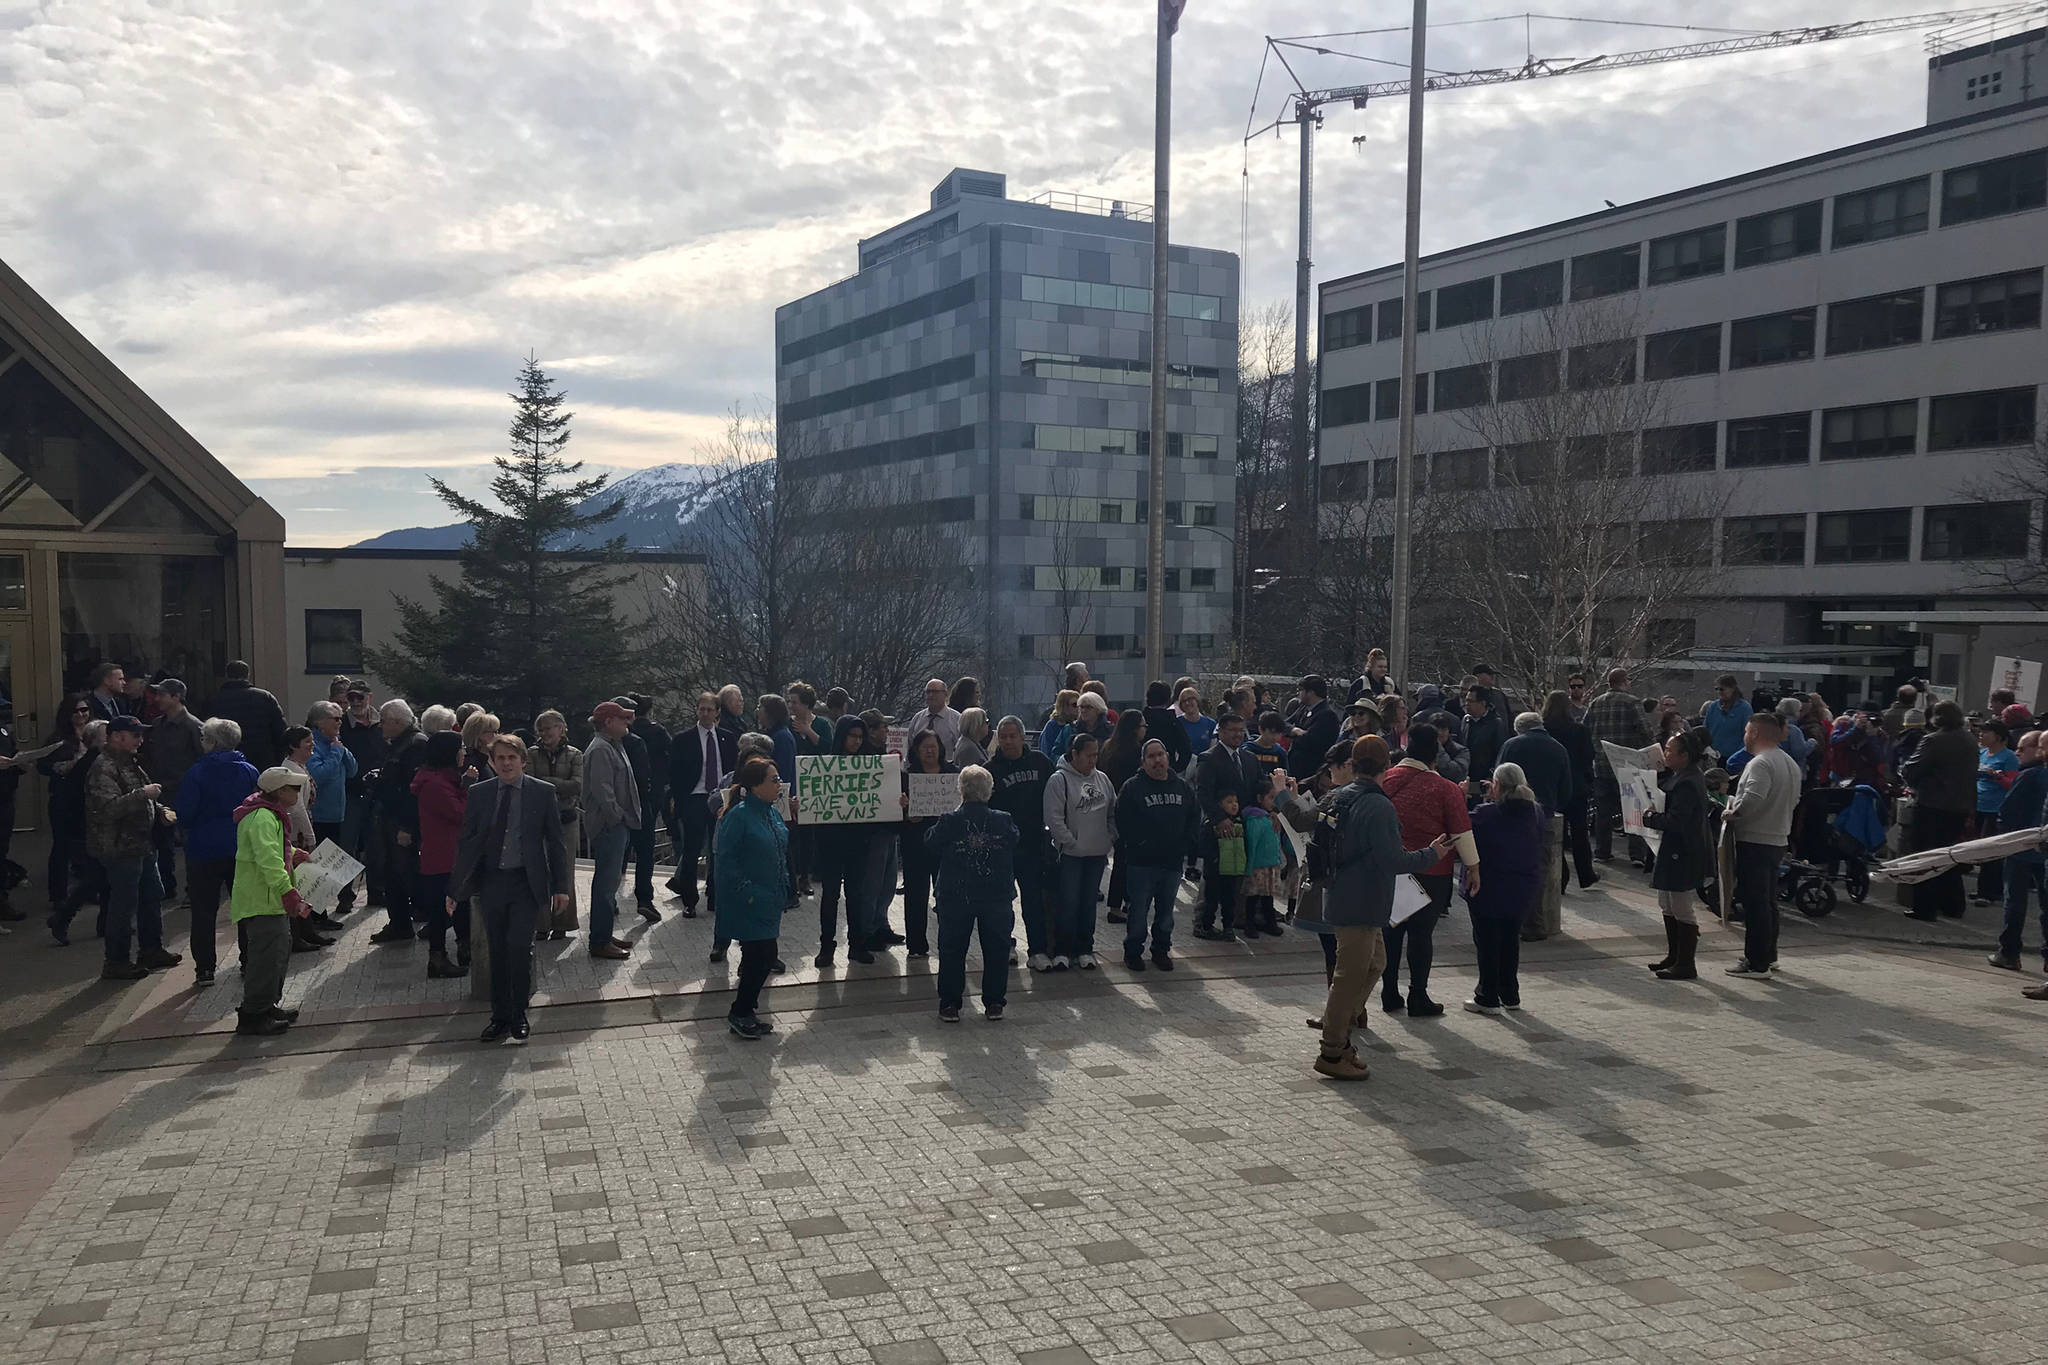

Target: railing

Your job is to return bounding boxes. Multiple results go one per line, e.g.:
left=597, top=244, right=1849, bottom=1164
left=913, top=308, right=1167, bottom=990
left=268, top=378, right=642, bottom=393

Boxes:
left=1023, top=190, right=1154, bottom=222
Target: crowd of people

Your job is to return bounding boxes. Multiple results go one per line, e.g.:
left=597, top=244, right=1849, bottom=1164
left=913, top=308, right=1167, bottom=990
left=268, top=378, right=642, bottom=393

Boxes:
left=20, top=649, right=2043, bottom=1059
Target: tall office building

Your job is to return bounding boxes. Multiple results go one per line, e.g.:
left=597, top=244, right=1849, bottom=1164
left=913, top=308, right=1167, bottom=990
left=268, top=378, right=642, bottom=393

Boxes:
left=1317, top=32, right=2048, bottom=707
left=775, top=169, right=1239, bottom=706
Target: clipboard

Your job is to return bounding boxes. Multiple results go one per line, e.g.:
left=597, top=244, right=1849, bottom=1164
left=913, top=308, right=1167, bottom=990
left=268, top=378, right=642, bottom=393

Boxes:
left=1390, top=874, right=1431, bottom=926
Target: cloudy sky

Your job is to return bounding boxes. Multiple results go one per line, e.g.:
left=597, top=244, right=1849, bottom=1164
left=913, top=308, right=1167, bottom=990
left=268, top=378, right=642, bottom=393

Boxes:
left=0, top=0, right=1968, bottom=542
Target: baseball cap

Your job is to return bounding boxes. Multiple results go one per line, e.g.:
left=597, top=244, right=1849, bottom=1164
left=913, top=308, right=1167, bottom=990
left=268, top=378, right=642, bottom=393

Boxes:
left=257, top=766, right=308, bottom=792
left=610, top=695, right=640, bottom=714
left=2002, top=703, right=2032, bottom=727
left=592, top=701, right=631, bottom=724
left=150, top=678, right=188, bottom=699
left=106, top=715, right=149, bottom=735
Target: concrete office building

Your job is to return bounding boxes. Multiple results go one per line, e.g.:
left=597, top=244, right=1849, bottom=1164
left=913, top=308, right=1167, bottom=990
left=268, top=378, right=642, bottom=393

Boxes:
left=1318, top=33, right=2048, bottom=709
left=775, top=168, right=1238, bottom=706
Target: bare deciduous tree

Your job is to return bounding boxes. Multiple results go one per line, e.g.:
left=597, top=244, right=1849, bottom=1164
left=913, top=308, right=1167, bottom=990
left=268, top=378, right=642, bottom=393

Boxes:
left=1964, top=433, right=2048, bottom=602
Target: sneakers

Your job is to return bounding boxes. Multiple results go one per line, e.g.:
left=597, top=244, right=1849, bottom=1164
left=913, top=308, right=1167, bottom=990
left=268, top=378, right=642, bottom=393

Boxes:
left=1191, top=924, right=1233, bottom=941
left=270, top=1006, right=300, bottom=1023
left=1028, top=952, right=1053, bottom=973
left=985, top=1003, right=1005, bottom=1021
left=728, top=1015, right=767, bottom=1040
left=100, top=961, right=149, bottom=981
left=1989, top=953, right=2022, bottom=970
left=1151, top=951, right=1174, bottom=971
left=1725, top=958, right=1774, bottom=978
left=138, top=948, right=183, bottom=970
left=1463, top=998, right=1502, bottom=1016
left=1124, top=953, right=1147, bottom=971
left=1076, top=954, right=1097, bottom=970
left=1050, top=955, right=1071, bottom=972
left=1313, top=1049, right=1370, bottom=1081
left=938, top=1003, right=962, bottom=1023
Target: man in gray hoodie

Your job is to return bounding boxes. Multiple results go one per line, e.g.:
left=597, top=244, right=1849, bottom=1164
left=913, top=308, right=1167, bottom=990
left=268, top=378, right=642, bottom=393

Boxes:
left=1043, top=732, right=1116, bottom=970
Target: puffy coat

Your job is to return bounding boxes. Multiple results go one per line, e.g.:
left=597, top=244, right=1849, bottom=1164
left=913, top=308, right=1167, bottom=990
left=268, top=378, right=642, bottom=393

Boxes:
left=177, top=749, right=261, bottom=862
left=713, top=792, right=789, bottom=943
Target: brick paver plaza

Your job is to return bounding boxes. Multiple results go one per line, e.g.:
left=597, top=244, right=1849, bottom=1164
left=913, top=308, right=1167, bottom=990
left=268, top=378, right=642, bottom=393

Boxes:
left=0, top=864, right=2042, bottom=1365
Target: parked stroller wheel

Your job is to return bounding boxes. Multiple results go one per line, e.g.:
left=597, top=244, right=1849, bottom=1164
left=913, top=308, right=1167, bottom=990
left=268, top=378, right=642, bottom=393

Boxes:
left=1845, top=862, right=1870, bottom=903
left=1794, top=877, right=1836, bottom=919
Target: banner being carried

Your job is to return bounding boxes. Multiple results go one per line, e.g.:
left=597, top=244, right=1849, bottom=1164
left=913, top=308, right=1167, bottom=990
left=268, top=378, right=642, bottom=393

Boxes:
left=796, top=753, right=902, bottom=824
left=1602, top=740, right=1664, bottom=854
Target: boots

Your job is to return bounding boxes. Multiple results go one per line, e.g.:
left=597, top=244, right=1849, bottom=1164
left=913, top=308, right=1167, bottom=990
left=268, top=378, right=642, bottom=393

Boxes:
left=1656, top=922, right=1699, bottom=980
left=1648, top=916, right=1678, bottom=974
left=426, top=949, right=466, bottom=979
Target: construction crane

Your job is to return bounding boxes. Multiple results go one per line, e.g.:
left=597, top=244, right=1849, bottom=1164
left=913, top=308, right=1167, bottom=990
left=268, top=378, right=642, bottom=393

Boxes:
left=1249, top=5, right=2048, bottom=553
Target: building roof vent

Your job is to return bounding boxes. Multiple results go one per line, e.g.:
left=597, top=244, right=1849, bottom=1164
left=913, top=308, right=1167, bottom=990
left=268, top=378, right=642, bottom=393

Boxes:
left=931, top=168, right=1007, bottom=211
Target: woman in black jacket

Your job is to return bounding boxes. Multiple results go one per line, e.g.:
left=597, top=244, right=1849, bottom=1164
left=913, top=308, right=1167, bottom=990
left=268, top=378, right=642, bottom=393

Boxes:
left=1901, top=701, right=1979, bottom=921
left=1643, top=728, right=1712, bottom=981
left=1541, top=689, right=1600, bottom=891
left=1099, top=709, right=1148, bottom=922
left=1138, top=680, right=1190, bottom=772
left=38, top=694, right=95, bottom=911
left=899, top=730, right=957, bottom=958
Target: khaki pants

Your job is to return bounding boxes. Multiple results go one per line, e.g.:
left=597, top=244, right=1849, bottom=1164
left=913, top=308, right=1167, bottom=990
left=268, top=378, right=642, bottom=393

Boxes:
left=1320, top=925, right=1388, bottom=1057
left=1536, top=817, right=1564, bottom=936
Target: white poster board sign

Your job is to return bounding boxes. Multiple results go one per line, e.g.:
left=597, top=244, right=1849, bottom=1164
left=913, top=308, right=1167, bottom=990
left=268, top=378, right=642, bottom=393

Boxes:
left=795, top=753, right=902, bottom=824
left=1989, top=657, right=2042, bottom=711
left=1602, top=740, right=1664, bottom=854
left=907, top=772, right=962, bottom=819
left=886, top=725, right=909, bottom=757
left=294, top=839, right=365, bottom=916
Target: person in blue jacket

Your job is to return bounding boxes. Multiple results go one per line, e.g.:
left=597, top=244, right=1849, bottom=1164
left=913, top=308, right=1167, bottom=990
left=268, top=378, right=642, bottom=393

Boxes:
left=714, top=756, right=789, bottom=1040
left=925, top=765, right=1020, bottom=1022
left=1992, top=728, right=2048, bottom=972
left=175, top=719, right=260, bottom=987
left=1698, top=675, right=1753, bottom=762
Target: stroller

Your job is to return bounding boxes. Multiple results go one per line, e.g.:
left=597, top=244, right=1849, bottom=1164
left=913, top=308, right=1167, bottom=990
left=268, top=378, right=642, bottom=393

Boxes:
left=1779, top=782, right=1885, bottom=918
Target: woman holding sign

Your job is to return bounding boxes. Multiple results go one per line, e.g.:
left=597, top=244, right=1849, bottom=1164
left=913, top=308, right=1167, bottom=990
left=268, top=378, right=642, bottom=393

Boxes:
left=814, top=715, right=876, bottom=967
left=900, top=730, right=957, bottom=958
left=1642, top=727, right=1712, bottom=981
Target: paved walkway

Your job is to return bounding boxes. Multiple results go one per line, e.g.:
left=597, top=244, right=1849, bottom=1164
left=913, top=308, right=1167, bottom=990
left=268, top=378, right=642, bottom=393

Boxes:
left=0, top=858, right=2043, bottom=1364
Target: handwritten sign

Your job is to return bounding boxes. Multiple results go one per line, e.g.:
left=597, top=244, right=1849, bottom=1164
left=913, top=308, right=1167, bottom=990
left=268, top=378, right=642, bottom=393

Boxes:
left=886, top=725, right=909, bottom=756
left=795, top=753, right=901, bottom=825
left=294, top=839, right=365, bottom=916
left=907, top=772, right=961, bottom=819
left=1990, top=657, right=2042, bottom=711
left=1602, top=740, right=1664, bottom=853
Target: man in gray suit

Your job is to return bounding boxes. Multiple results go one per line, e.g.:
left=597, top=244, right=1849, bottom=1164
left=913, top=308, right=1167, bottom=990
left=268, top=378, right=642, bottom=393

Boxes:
left=449, top=734, right=571, bottom=1045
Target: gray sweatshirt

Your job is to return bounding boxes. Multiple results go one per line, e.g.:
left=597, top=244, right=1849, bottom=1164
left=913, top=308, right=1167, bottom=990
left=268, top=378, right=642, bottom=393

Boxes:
left=1043, top=757, right=1116, bottom=858
left=1728, top=745, right=1800, bottom=848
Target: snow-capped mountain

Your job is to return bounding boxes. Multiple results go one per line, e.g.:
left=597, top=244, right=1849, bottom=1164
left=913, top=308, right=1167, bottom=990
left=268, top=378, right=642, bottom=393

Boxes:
left=352, top=462, right=724, bottom=551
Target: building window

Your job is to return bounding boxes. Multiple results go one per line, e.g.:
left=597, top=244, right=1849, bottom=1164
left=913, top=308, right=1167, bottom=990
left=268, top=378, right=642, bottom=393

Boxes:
left=0, top=554, right=24, bottom=610
left=1321, top=383, right=1373, bottom=428
left=1319, top=463, right=1368, bottom=501
left=1639, top=520, right=1713, bottom=567
left=1497, top=351, right=1560, bottom=401
left=1821, top=400, right=1918, bottom=460
left=1645, top=618, right=1699, bottom=655
left=1567, top=340, right=1636, bottom=390
left=1643, top=323, right=1721, bottom=379
left=1832, top=176, right=1930, bottom=247
left=1966, top=71, right=2004, bottom=100
left=1499, top=442, right=1555, bottom=485
left=1647, top=224, right=1726, bottom=285
left=1724, top=515, right=1807, bottom=565
left=1825, top=289, right=1924, bottom=355
left=1376, top=293, right=1430, bottom=341
left=1018, top=274, right=1221, bottom=320
left=1325, top=305, right=1374, bottom=350
left=1816, top=509, right=1911, bottom=564
left=1565, top=435, right=1631, bottom=481
left=1189, top=568, right=1218, bottom=589
left=1373, top=374, right=1428, bottom=421
left=1725, top=412, right=1811, bottom=467
left=1026, top=426, right=1218, bottom=458
left=1925, top=501, right=2029, bottom=559
left=1434, top=278, right=1495, bottom=327
left=1942, top=149, right=2048, bottom=226
left=1734, top=201, right=1822, bottom=268
left=1370, top=459, right=1398, bottom=498
left=1570, top=244, right=1640, bottom=300
left=1499, top=261, right=1564, bottom=315
left=1020, top=352, right=1219, bottom=391
left=1093, top=634, right=1127, bottom=654
left=1431, top=448, right=1489, bottom=492
left=1099, top=502, right=1125, bottom=524
left=305, top=609, right=364, bottom=674
left=1729, top=308, right=1816, bottom=368
left=1191, top=503, right=1218, bottom=527
left=1928, top=386, right=2038, bottom=450
left=1933, top=268, right=2043, bottom=339
left=1641, top=423, right=1717, bottom=474
left=1432, top=363, right=1491, bottom=411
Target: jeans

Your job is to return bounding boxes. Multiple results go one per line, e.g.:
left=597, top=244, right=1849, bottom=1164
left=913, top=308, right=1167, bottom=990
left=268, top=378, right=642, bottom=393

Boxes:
left=1735, top=840, right=1782, bottom=967
left=937, top=897, right=1013, bottom=1009
left=588, top=823, right=631, bottom=950
left=239, top=915, right=291, bottom=1017
left=478, top=868, right=541, bottom=1026
left=1999, top=853, right=2047, bottom=962
left=1013, top=843, right=1049, bottom=955
left=1320, top=925, right=1388, bottom=1057
left=1472, top=914, right=1522, bottom=1007
left=186, top=855, right=235, bottom=974
left=732, top=938, right=777, bottom=1018
left=1122, top=862, right=1180, bottom=958
left=1055, top=854, right=1105, bottom=959
left=1382, top=874, right=1452, bottom=1000
left=103, top=855, right=166, bottom=964
left=1977, top=811, right=2005, bottom=901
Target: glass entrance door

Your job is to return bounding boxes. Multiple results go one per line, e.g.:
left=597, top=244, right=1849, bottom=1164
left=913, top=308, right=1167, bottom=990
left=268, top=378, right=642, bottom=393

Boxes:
left=0, top=621, right=37, bottom=832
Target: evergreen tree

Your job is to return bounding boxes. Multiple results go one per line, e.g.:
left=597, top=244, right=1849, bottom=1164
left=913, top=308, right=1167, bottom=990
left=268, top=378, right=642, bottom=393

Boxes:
left=368, top=354, right=635, bottom=724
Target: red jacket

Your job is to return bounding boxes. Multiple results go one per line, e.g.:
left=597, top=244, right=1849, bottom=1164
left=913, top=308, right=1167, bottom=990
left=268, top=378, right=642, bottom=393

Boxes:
left=412, top=767, right=467, bottom=876
left=1380, top=761, right=1472, bottom=876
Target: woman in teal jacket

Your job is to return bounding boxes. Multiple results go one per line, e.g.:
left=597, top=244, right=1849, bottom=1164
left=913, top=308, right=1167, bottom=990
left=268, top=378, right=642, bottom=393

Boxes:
left=714, top=756, right=789, bottom=1040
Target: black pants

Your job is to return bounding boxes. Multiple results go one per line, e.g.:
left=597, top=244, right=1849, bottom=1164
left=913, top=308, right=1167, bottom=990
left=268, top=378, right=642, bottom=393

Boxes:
left=1562, top=796, right=1596, bottom=888
left=479, top=868, right=541, bottom=1026
left=1908, top=808, right=1969, bottom=918
left=901, top=848, right=936, bottom=955
left=153, top=821, right=178, bottom=898
left=1472, top=914, right=1522, bottom=1007
left=1200, top=869, right=1241, bottom=929
left=1593, top=772, right=1622, bottom=859
left=1977, top=811, right=2005, bottom=901
left=186, top=855, right=235, bottom=975
left=1105, top=856, right=1127, bottom=911
left=667, top=795, right=712, bottom=905
left=1383, top=873, right=1453, bottom=999
left=1735, top=840, right=1782, bottom=967
left=731, top=938, right=777, bottom=1019
left=631, top=792, right=660, bottom=905
left=378, top=818, right=417, bottom=931
left=814, top=831, right=866, bottom=949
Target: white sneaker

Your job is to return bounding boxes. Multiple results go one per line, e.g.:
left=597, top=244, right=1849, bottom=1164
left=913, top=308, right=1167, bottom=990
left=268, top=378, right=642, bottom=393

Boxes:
left=1725, top=959, right=1773, bottom=979
left=1028, top=952, right=1053, bottom=973
left=1009, top=947, right=1021, bottom=967
left=1076, top=954, right=1097, bottom=970
left=1462, top=998, right=1501, bottom=1016
left=1051, top=955, right=1071, bottom=971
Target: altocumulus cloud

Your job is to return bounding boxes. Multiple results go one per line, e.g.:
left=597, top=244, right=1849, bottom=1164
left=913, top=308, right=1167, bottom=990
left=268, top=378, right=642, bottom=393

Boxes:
left=1, top=0, right=1935, bottom=538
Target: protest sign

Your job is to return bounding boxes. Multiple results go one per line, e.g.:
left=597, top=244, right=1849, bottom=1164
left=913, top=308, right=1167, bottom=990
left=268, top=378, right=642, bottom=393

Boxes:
left=1989, top=657, right=2041, bottom=711
left=294, top=839, right=365, bottom=916
left=1602, top=740, right=1664, bottom=853
left=907, top=772, right=961, bottom=819
left=886, top=725, right=909, bottom=756
left=795, top=753, right=902, bottom=824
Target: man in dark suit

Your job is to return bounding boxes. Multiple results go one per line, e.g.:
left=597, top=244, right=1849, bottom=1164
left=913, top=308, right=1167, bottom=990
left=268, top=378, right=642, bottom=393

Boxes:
left=1193, top=711, right=1265, bottom=939
left=448, top=734, right=571, bottom=1045
left=665, top=691, right=735, bottom=913
left=1286, top=674, right=1341, bottom=783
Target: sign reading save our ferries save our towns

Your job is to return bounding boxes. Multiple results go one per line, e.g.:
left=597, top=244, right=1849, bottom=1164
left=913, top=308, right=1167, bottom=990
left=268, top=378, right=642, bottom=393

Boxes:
left=794, top=753, right=903, bottom=824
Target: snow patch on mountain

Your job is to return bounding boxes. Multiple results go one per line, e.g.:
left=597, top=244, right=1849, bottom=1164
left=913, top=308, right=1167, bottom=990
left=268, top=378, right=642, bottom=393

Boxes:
left=352, top=462, right=722, bottom=550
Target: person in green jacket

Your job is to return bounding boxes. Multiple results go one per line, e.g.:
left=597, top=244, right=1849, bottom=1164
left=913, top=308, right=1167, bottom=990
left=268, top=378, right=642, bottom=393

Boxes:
left=232, top=767, right=312, bottom=1037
